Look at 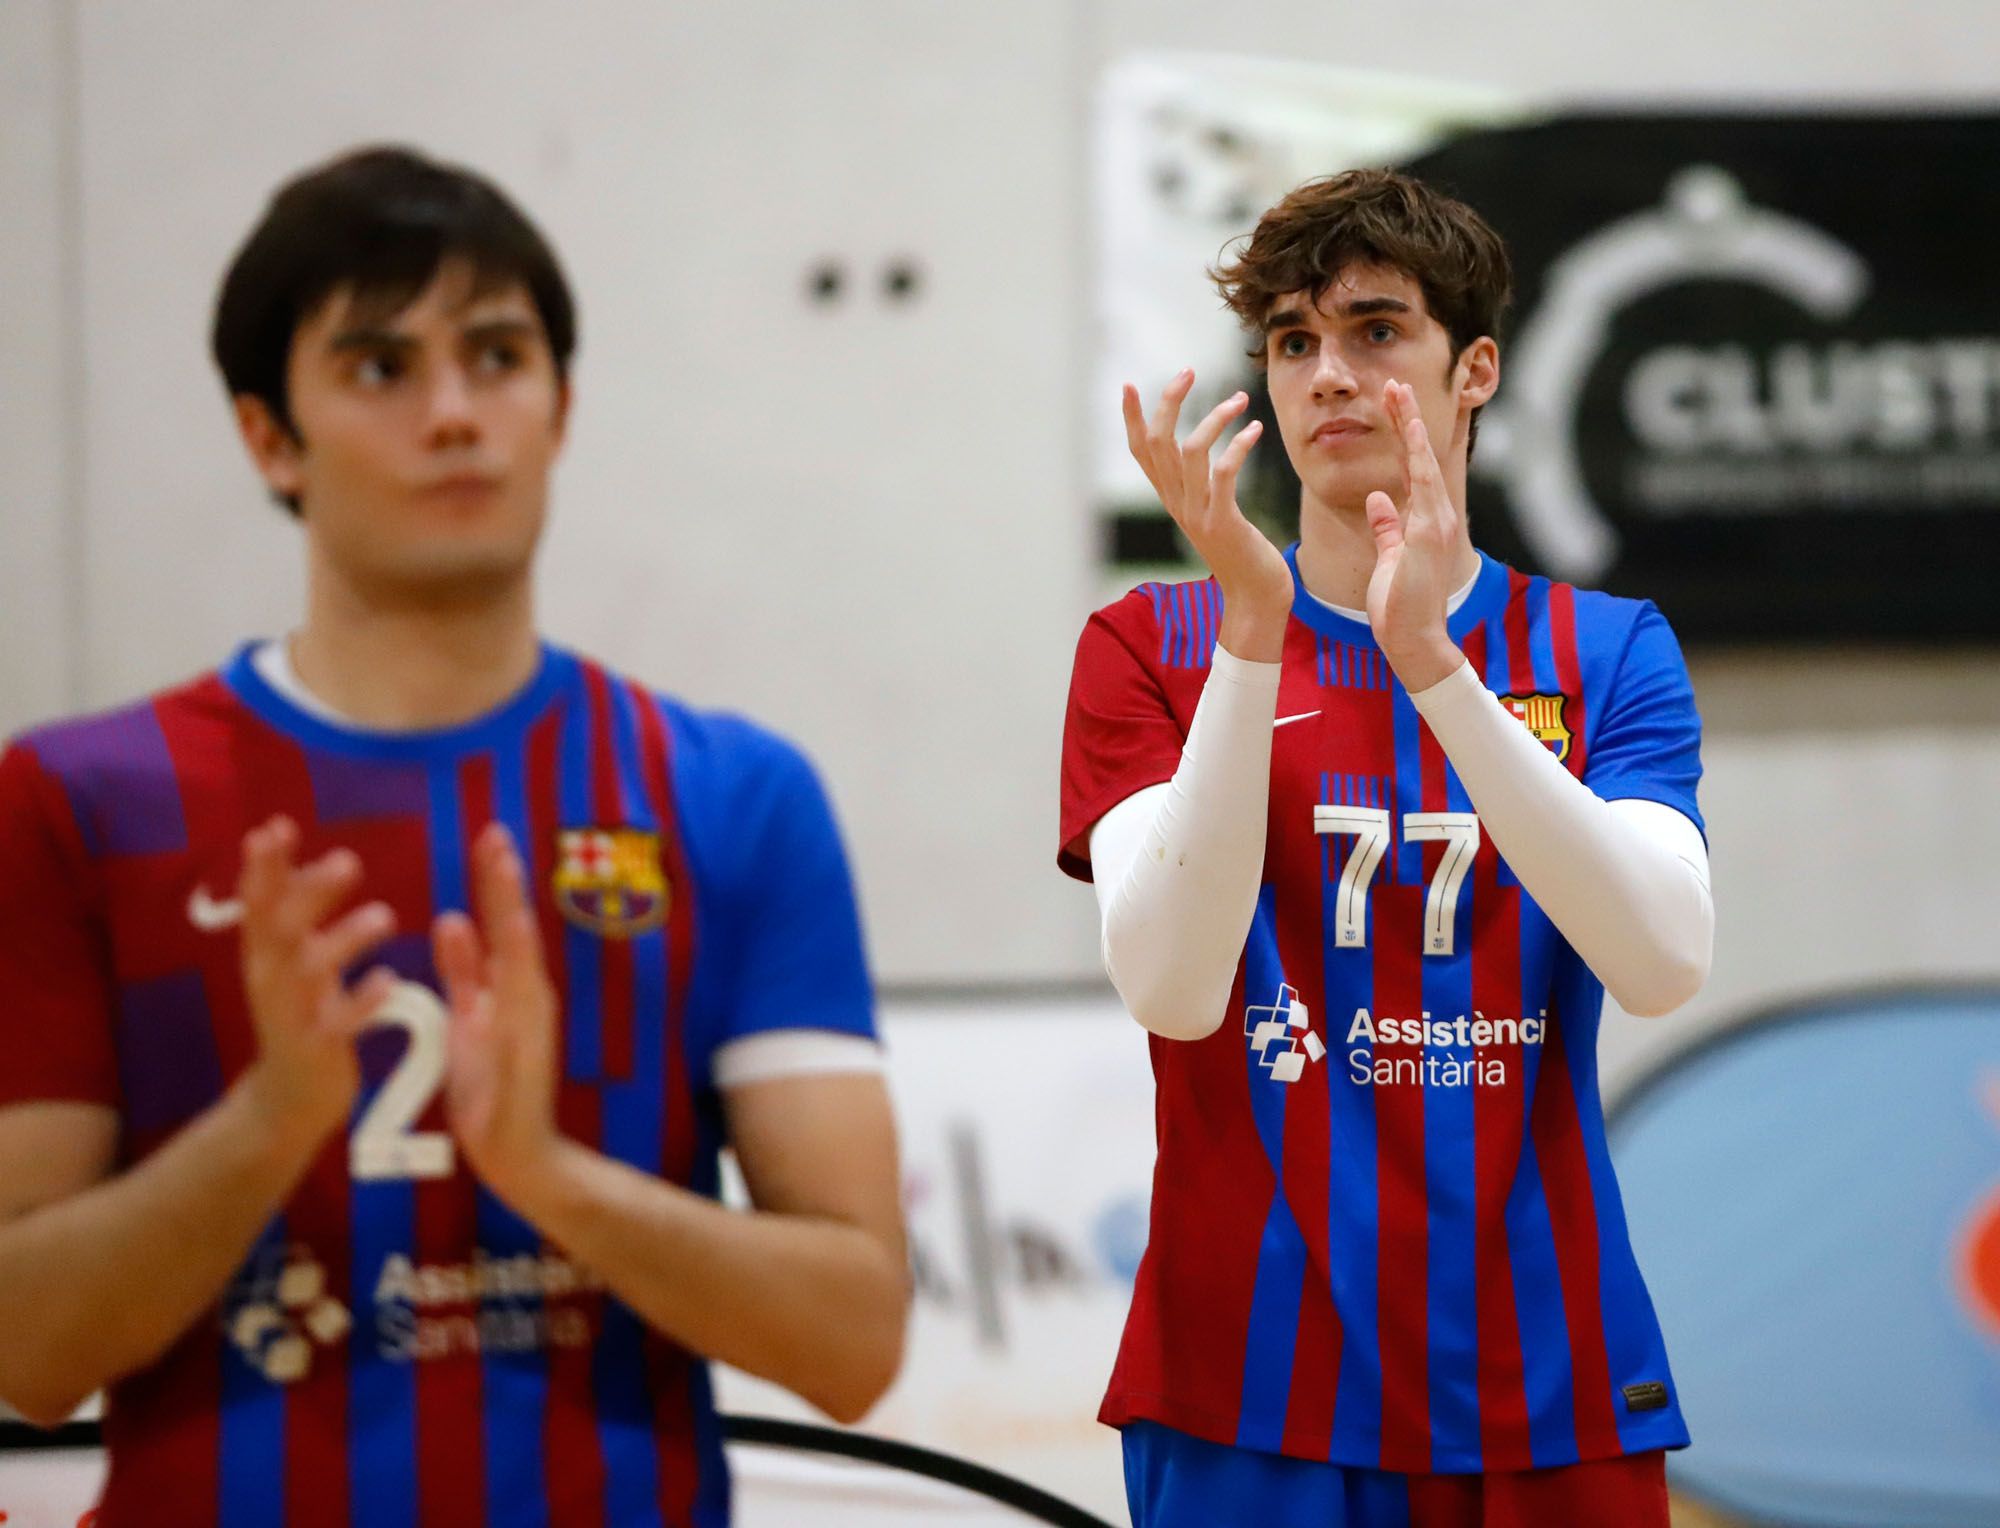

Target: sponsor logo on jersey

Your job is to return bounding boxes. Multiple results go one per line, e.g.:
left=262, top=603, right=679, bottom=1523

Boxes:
left=1344, top=1006, right=1548, bottom=1088
left=224, top=1244, right=352, bottom=1384
left=553, top=827, right=669, bottom=937
left=1500, top=693, right=1572, bottom=763
left=1245, top=981, right=1325, bottom=1083
left=224, top=1243, right=609, bottom=1381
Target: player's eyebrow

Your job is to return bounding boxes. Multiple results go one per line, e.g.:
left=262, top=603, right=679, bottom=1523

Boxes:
left=459, top=317, right=541, bottom=348
left=1264, top=296, right=1413, bottom=332
left=1337, top=296, right=1412, bottom=318
left=327, top=326, right=416, bottom=355
left=326, top=316, right=539, bottom=354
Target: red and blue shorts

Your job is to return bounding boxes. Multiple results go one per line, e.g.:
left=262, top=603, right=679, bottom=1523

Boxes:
left=1121, top=1419, right=1670, bottom=1528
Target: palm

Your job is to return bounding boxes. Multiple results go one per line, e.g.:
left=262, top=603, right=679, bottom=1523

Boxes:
left=1364, top=381, right=1468, bottom=691
left=1123, top=374, right=1291, bottom=617
left=432, top=824, right=560, bottom=1198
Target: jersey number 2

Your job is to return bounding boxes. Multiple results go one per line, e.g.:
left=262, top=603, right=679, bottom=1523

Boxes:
left=350, top=981, right=456, bottom=1181
left=1311, top=808, right=1480, bottom=956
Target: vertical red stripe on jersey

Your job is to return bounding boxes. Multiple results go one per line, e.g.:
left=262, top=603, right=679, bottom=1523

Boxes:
left=1504, top=571, right=1536, bottom=697
left=582, top=665, right=636, bottom=1082
left=527, top=701, right=610, bottom=1527
left=1274, top=754, right=1340, bottom=1458
left=1528, top=1003, right=1622, bottom=1458
left=404, top=756, right=495, bottom=1528
left=526, top=709, right=569, bottom=988
left=1469, top=861, right=1534, bottom=1466
left=1547, top=584, right=1588, bottom=779
left=543, top=1078, right=610, bottom=1528
left=629, top=683, right=702, bottom=1521
left=629, top=687, right=697, bottom=1188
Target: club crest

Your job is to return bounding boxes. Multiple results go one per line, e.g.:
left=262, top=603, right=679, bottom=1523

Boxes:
left=1500, top=692, right=1572, bottom=763
left=552, top=828, right=670, bottom=937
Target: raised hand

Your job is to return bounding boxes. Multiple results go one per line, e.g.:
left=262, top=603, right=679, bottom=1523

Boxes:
left=236, top=816, right=398, bottom=1147
left=433, top=823, right=560, bottom=1204
left=1122, top=370, right=1291, bottom=661
left=1364, top=380, right=1471, bottom=692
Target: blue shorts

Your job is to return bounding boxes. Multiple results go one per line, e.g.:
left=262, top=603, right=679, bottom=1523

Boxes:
left=1121, top=1420, right=1669, bottom=1528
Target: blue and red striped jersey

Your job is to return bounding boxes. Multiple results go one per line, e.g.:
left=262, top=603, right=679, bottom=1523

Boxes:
left=0, top=642, right=876, bottom=1527
left=1058, top=545, right=1702, bottom=1475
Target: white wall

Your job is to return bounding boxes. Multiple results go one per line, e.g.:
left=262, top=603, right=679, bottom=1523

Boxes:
left=50, top=0, right=1096, bottom=984
left=4, top=0, right=1999, bottom=1013
left=0, top=0, right=77, bottom=738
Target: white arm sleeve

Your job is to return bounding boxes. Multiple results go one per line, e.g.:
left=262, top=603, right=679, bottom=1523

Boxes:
left=1091, top=655, right=1715, bottom=1034
left=710, top=1029, right=884, bottom=1090
left=1409, top=659, right=1713, bottom=1017
left=1089, top=645, right=1280, bottom=1040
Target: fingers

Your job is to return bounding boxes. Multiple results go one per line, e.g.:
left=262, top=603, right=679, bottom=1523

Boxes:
left=1178, top=392, right=1250, bottom=515
left=1183, top=391, right=1249, bottom=457
left=1120, top=384, right=1149, bottom=465
left=240, top=817, right=369, bottom=948
left=324, top=965, right=399, bottom=1040
left=1382, top=380, right=1452, bottom=535
left=1124, top=370, right=1199, bottom=506
left=311, top=899, right=397, bottom=979
left=280, top=850, right=367, bottom=943
left=1365, top=490, right=1405, bottom=555
left=1209, top=418, right=1263, bottom=508
left=237, top=816, right=297, bottom=922
left=432, top=910, right=487, bottom=1019
left=471, top=825, right=550, bottom=1004
left=1146, top=368, right=1195, bottom=449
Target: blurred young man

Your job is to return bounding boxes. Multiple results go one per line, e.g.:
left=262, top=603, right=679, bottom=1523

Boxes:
left=1060, top=169, right=1712, bottom=1525
left=0, top=146, right=907, bottom=1527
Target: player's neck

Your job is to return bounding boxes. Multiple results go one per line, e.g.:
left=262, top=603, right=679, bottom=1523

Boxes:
left=1295, top=486, right=1480, bottom=615
left=289, top=562, right=542, bottom=731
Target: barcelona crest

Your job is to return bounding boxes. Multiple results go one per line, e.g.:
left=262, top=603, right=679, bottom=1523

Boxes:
left=552, top=828, right=670, bottom=938
left=1500, top=693, right=1572, bottom=763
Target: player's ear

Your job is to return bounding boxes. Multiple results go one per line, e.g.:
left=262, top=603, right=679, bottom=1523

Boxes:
left=549, top=375, right=572, bottom=448
left=232, top=394, right=306, bottom=501
left=1455, top=337, right=1499, bottom=412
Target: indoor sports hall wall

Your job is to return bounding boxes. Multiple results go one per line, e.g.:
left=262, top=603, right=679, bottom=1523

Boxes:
left=5, top=4, right=2000, bottom=1526
left=5, top=1, right=1999, bottom=1027
left=5, top=1, right=1997, bottom=1039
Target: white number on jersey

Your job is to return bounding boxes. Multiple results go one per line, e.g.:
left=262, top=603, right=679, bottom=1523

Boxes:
left=1311, top=809, right=1484, bottom=957
left=350, top=980, right=455, bottom=1181
left=1310, top=806, right=1391, bottom=949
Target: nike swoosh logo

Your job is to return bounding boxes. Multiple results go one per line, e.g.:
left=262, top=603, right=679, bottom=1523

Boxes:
left=187, top=886, right=245, bottom=933
left=1273, top=711, right=1321, bottom=729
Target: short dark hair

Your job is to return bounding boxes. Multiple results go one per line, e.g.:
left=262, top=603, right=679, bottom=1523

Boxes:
left=211, top=145, right=577, bottom=513
left=1212, top=168, right=1511, bottom=452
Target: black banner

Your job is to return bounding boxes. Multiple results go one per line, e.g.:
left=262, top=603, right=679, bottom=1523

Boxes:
left=1409, top=113, right=2000, bottom=643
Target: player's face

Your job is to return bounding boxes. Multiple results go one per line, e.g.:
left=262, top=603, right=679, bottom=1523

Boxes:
left=240, top=260, right=569, bottom=601
left=1262, top=263, right=1495, bottom=515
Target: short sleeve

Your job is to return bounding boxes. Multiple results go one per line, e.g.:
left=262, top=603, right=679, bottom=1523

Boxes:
left=0, top=741, right=119, bottom=1109
left=1058, top=597, right=1188, bottom=881
left=1583, top=602, right=1705, bottom=836
left=714, top=739, right=875, bottom=1051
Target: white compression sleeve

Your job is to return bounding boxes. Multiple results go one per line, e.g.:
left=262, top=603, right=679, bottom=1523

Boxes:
left=1409, top=660, right=1713, bottom=1016
left=1091, top=657, right=1715, bottom=1034
left=1090, top=646, right=1280, bottom=1040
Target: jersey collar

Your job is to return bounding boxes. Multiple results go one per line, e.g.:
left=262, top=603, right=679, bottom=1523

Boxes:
left=1282, top=541, right=1509, bottom=648
left=220, top=639, right=577, bottom=761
